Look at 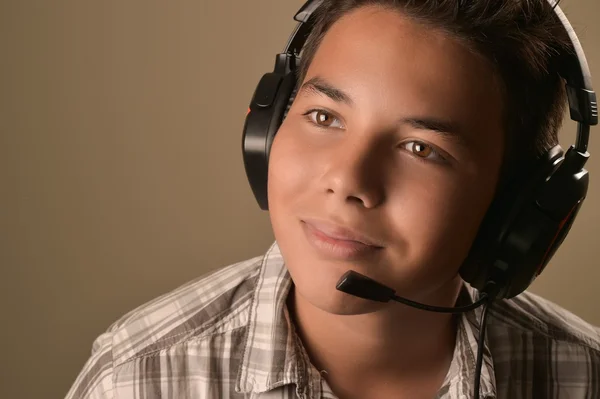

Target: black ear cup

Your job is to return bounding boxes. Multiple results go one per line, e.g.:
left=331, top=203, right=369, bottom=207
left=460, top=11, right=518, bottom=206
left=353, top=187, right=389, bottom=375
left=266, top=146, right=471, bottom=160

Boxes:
left=242, top=68, right=298, bottom=210
left=460, top=145, right=589, bottom=299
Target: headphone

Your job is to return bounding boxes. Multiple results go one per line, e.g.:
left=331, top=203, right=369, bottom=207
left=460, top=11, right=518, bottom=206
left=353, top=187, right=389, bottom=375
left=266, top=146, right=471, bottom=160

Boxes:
left=242, top=0, right=598, bottom=300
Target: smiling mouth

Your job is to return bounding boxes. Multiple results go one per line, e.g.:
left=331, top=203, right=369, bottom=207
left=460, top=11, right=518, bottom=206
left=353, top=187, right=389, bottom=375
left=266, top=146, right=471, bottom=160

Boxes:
left=300, top=220, right=383, bottom=260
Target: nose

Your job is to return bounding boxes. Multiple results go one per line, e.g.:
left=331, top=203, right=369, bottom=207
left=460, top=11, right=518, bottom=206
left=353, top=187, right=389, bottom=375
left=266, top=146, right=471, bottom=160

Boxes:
left=320, top=140, right=385, bottom=209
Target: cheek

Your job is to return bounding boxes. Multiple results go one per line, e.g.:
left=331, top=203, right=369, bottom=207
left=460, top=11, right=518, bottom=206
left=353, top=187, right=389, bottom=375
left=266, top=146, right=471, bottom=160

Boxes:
left=267, top=126, right=318, bottom=211
left=386, top=170, right=496, bottom=272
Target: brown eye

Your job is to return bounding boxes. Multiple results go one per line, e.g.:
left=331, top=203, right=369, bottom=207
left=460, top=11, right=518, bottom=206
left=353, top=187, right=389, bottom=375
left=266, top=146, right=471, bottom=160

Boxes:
left=412, top=142, right=433, bottom=158
left=315, top=110, right=334, bottom=126
left=305, top=109, right=343, bottom=129
left=401, top=141, right=445, bottom=162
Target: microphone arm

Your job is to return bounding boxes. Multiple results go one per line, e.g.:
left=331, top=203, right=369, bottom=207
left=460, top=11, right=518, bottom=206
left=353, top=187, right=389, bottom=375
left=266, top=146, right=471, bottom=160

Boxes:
left=335, top=270, right=489, bottom=314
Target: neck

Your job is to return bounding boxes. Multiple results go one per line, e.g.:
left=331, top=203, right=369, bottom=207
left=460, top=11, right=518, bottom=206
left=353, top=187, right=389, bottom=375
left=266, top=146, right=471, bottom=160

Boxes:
left=287, top=278, right=463, bottom=397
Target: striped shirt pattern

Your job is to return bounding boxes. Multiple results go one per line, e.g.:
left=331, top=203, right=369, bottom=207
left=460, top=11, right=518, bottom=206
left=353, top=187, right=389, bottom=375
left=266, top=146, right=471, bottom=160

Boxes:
left=65, top=242, right=600, bottom=398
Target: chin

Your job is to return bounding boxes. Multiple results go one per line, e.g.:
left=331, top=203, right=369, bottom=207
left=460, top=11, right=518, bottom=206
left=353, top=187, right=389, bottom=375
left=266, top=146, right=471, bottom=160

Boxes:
left=302, top=286, right=386, bottom=316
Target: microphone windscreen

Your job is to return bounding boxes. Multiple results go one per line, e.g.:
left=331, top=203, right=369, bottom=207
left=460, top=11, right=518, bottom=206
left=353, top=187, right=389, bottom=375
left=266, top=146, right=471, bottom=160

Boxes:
left=335, top=271, right=395, bottom=302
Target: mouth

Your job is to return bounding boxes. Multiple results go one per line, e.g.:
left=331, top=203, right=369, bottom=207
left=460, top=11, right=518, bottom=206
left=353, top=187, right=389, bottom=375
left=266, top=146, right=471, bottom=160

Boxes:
left=300, top=219, right=384, bottom=260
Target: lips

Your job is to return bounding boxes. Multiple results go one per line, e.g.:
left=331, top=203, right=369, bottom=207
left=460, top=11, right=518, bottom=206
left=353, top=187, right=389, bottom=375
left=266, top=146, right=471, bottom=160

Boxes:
left=301, top=219, right=383, bottom=260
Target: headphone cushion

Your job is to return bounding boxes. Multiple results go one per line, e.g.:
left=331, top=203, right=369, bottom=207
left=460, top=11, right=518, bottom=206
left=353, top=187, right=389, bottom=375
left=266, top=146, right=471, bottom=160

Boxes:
left=460, top=145, right=565, bottom=297
left=242, top=71, right=297, bottom=210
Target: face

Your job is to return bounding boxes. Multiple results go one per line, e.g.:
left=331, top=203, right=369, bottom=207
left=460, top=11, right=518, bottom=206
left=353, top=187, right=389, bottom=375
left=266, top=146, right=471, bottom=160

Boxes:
left=268, top=6, right=505, bottom=315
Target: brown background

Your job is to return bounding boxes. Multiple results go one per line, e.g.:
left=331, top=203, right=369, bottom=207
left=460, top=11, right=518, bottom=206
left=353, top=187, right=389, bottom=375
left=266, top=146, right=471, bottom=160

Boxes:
left=1, top=1, right=599, bottom=398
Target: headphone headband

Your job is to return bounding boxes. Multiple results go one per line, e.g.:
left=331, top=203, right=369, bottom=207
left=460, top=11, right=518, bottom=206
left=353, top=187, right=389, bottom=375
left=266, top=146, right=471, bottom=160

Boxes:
left=283, top=0, right=321, bottom=55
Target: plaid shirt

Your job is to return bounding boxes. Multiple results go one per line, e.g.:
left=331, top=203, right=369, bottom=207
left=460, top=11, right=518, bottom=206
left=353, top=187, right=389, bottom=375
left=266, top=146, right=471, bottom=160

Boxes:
left=66, top=242, right=600, bottom=398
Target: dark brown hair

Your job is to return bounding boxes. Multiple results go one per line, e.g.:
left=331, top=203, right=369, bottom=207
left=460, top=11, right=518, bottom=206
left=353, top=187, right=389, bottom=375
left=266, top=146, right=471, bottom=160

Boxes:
left=295, top=0, right=573, bottom=185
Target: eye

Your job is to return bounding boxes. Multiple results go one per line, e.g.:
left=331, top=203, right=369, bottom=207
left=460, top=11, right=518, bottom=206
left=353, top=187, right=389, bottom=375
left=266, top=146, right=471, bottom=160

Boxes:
left=401, top=141, right=445, bottom=162
left=303, top=109, right=344, bottom=129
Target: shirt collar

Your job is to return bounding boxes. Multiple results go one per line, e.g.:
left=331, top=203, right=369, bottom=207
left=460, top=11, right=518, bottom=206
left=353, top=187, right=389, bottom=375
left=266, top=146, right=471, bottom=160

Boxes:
left=236, top=242, right=308, bottom=396
left=236, top=242, right=497, bottom=398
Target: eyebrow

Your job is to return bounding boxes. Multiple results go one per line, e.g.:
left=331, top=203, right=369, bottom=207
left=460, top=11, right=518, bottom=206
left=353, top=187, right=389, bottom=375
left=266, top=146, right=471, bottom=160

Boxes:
left=401, top=117, right=466, bottom=145
left=299, top=76, right=354, bottom=106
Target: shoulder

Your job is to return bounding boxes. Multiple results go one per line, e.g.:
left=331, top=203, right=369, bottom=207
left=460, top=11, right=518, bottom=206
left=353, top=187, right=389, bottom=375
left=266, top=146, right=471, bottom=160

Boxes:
left=490, top=290, right=600, bottom=352
left=487, top=289, right=600, bottom=395
left=104, top=252, right=264, bottom=366
left=65, top=253, right=266, bottom=399
left=65, top=250, right=272, bottom=398
left=487, top=292, right=600, bottom=398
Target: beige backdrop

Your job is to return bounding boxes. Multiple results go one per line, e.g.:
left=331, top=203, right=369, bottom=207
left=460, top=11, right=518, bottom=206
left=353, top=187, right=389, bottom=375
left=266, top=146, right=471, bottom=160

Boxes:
left=1, top=1, right=599, bottom=398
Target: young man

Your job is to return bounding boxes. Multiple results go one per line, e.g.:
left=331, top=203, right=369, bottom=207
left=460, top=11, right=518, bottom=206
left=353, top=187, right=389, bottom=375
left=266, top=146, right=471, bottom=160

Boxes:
left=66, top=1, right=600, bottom=398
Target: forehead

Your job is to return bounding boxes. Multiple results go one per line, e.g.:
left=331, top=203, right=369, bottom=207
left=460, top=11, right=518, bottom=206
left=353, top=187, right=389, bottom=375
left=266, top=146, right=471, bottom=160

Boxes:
left=303, top=6, right=504, bottom=146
